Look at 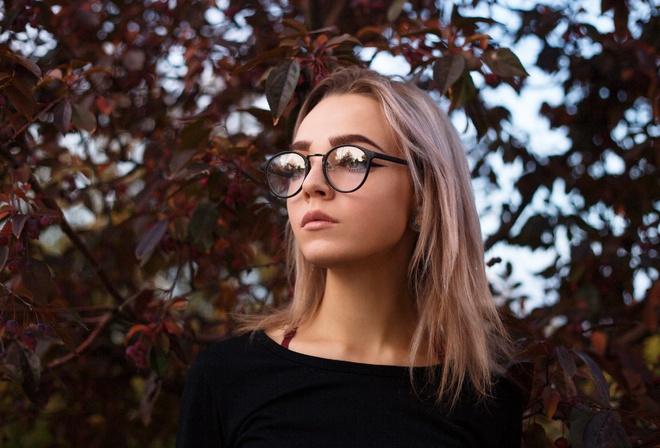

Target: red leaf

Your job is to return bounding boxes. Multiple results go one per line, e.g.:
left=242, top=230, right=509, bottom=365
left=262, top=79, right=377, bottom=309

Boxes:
left=11, top=213, right=28, bottom=238
left=433, top=54, right=466, bottom=95
left=483, top=48, right=529, bottom=78
left=0, top=49, right=41, bottom=77
left=265, top=59, right=300, bottom=125
left=54, top=100, right=72, bottom=135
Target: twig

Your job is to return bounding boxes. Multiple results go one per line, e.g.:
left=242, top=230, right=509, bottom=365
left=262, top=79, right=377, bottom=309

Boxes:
left=47, top=311, right=112, bottom=369
left=0, top=144, right=126, bottom=305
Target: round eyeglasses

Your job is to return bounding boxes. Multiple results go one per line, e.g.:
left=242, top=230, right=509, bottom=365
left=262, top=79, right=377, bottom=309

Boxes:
left=260, top=144, right=408, bottom=199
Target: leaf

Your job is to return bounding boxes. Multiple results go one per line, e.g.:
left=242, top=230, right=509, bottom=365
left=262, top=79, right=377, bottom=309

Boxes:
left=573, top=349, right=610, bottom=405
left=265, top=59, right=300, bottom=125
left=522, top=422, right=549, bottom=447
left=0, top=246, right=8, bottom=272
left=11, top=213, right=28, bottom=238
left=542, top=385, right=560, bottom=419
left=483, top=48, right=529, bottom=78
left=387, top=0, right=406, bottom=22
left=179, top=118, right=211, bottom=151
left=21, top=259, right=54, bottom=304
left=433, top=54, right=466, bottom=95
left=583, top=410, right=616, bottom=448
left=556, top=346, right=577, bottom=379
left=323, top=34, right=361, bottom=49
left=449, top=70, right=476, bottom=110
left=169, top=149, right=197, bottom=176
left=3, top=81, right=37, bottom=119
left=125, top=324, right=149, bottom=342
left=163, top=320, right=183, bottom=337
left=135, top=219, right=169, bottom=266
left=54, top=100, right=72, bottom=135
left=0, top=49, right=42, bottom=77
left=569, top=404, right=593, bottom=448
left=233, top=46, right=286, bottom=74
left=72, top=104, right=97, bottom=133
left=19, top=347, right=43, bottom=405
left=188, top=201, right=220, bottom=251
left=140, top=372, right=162, bottom=426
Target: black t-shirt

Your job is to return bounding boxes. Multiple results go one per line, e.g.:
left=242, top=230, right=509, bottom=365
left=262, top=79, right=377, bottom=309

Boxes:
left=176, top=331, right=523, bottom=447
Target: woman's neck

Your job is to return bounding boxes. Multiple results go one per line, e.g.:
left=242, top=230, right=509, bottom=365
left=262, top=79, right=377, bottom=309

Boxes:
left=294, top=256, right=420, bottom=365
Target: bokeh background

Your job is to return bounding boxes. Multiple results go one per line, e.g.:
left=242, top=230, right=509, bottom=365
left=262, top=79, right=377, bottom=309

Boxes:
left=0, top=1, right=658, bottom=446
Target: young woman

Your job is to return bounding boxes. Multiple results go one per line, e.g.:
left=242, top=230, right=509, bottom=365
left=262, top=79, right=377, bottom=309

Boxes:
left=176, top=67, right=523, bottom=447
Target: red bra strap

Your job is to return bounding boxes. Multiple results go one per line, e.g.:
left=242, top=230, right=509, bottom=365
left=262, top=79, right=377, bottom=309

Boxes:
left=281, top=329, right=297, bottom=348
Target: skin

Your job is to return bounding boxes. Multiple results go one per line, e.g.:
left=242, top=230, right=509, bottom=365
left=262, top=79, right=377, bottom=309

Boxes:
left=268, top=94, right=431, bottom=367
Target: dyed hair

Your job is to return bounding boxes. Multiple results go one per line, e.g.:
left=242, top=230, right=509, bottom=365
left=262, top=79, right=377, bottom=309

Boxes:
left=242, top=66, right=513, bottom=405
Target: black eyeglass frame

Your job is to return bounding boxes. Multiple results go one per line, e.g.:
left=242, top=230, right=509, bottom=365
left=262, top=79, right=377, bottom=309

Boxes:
left=260, top=144, right=409, bottom=199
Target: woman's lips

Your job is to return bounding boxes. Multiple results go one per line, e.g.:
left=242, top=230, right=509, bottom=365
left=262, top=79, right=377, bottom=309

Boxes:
left=301, top=210, right=337, bottom=229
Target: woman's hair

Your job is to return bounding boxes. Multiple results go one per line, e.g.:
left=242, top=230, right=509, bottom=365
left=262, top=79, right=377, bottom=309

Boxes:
left=241, top=66, right=513, bottom=405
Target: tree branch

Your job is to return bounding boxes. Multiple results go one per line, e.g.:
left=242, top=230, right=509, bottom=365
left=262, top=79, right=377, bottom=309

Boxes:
left=0, top=144, right=127, bottom=305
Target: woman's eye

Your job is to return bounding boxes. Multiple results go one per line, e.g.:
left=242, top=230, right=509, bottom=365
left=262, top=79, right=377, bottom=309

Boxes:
left=335, top=156, right=367, bottom=171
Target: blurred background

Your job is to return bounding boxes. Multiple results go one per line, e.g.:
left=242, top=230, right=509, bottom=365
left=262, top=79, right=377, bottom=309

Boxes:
left=0, top=1, right=658, bottom=446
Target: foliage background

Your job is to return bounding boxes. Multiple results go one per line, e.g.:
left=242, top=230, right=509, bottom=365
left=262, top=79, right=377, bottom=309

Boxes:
left=0, top=0, right=658, bottom=446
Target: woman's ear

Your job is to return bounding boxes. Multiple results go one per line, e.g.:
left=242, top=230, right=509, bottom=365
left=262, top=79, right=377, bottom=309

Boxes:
left=410, top=210, right=422, bottom=232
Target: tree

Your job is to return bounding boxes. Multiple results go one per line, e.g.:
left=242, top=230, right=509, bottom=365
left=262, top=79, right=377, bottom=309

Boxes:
left=0, top=0, right=657, bottom=446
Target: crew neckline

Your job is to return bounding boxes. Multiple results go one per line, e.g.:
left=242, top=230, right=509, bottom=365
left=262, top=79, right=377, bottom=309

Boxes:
left=254, top=329, right=440, bottom=378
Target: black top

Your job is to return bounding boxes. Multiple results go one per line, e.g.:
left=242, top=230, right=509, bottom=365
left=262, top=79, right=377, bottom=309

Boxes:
left=176, top=331, right=523, bottom=448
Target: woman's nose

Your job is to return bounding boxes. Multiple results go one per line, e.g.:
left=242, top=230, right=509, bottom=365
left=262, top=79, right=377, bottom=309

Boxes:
left=300, top=157, right=333, bottom=200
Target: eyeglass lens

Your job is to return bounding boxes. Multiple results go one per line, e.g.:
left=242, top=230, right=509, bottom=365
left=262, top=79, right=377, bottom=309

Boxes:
left=265, top=146, right=370, bottom=198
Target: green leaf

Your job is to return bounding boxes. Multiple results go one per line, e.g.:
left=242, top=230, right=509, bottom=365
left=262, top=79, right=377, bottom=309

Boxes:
left=387, top=0, right=406, bottom=22
left=265, top=59, right=300, bottom=125
left=483, top=48, right=529, bottom=78
left=135, top=219, right=169, bottom=266
left=433, top=54, right=466, bottom=96
left=188, top=201, right=220, bottom=251
left=72, top=104, right=97, bottom=133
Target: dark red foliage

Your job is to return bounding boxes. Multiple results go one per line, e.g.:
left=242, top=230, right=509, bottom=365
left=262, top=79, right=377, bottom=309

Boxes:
left=0, top=1, right=658, bottom=446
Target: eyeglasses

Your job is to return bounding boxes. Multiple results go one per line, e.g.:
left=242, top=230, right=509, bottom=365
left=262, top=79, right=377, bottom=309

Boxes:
left=261, top=144, right=408, bottom=198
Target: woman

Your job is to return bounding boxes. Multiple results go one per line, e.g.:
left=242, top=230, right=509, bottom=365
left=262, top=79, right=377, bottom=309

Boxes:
left=176, top=67, right=523, bottom=447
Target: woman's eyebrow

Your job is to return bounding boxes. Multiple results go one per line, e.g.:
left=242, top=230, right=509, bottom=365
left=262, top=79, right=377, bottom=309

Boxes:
left=290, top=140, right=311, bottom=151
left=330, top=134, right=385, bottom=152
left=290, top=134, right=385, bottom=152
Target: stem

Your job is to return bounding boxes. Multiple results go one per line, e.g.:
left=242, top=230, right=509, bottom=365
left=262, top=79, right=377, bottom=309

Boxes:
left=47, top=312, right=112, bottom=369
left=0, top=145, right=127, bottom=305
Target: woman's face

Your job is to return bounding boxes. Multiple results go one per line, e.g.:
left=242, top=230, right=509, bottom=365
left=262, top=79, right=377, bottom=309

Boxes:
left=287, top=93, right=416, bottom=269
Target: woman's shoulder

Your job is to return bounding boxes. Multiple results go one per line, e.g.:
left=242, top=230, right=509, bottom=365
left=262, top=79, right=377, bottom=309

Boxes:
left=189, top=330, right=266, bottom=371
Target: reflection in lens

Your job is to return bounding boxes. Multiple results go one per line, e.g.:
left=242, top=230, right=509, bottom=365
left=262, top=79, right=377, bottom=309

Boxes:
left=268, top=152, right=306, bottom=197
left=327, top=146, right=367, bottom=192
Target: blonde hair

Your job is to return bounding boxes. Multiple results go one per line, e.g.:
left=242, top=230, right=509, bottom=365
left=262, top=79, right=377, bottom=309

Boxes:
left=242, top=66, right=513, bottom=405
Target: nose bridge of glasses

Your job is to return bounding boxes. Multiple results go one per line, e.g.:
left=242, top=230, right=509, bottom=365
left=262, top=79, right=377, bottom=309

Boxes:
left=303, top=153, right=326, bottom=174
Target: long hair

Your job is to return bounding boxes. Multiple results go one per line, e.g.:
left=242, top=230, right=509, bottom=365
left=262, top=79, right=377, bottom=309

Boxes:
left=241, top=66, right=513, bottom=405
